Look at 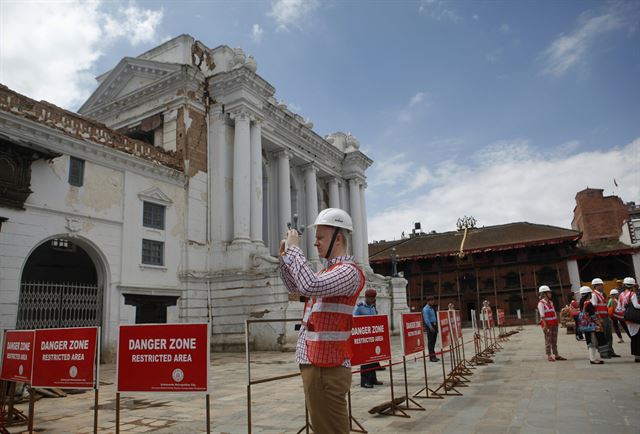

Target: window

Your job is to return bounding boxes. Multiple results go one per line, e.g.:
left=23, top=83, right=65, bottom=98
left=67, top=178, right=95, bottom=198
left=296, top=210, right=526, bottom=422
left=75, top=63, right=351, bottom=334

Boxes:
left=68, top=157, right=85, bottom=186
left=143, top=202, right=165, bottom=229
left=142, top=239, right=164, bottom=265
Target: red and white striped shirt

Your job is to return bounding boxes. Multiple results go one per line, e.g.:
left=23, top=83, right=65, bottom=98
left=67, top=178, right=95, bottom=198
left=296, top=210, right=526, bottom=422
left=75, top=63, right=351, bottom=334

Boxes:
left=279, top=246, right=363, bottom=366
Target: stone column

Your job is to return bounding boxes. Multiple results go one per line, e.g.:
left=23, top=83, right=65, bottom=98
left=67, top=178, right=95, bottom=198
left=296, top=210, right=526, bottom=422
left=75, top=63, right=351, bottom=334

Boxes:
left=349, top=178, right=363, bottom=264
left=566, top=259, right=581, bottom=296
left=359, top=182, right=370, bottom=267
left=231, top=110, right=251, bottom=244
left=328, top=178, right=340, bottom=209
left=276, top=150, right=292, bottom=239
left=208, top=106, right=230, bottom=243
left=339, top=180, right=350, bottom=214
left=303, top=163, right=319, bottom=262
left=250, top=119, right=263, bottom=245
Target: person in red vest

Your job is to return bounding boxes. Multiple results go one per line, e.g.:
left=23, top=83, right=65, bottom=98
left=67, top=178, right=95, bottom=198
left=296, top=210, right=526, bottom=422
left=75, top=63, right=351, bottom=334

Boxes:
left=279, top=208, right=364, bottom=434
left=613, top=277, right=636, bottom=339
left=537, top=285, right=566, bottom=362
left=591, top=278, right=620, bottom=358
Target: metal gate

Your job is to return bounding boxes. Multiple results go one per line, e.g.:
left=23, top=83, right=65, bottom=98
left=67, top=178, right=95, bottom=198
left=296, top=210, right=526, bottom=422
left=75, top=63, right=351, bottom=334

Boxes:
left=16, top=281, right=103, bottom=329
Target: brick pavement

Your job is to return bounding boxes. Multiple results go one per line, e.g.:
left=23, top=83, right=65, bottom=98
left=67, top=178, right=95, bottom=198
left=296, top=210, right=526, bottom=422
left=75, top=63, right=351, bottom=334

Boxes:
left=4, top=325, right=639, bottom=433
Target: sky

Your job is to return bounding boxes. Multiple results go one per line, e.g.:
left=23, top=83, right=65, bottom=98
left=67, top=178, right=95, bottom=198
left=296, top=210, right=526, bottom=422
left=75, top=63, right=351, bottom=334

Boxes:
left=1, top=0, right=639, bottom=242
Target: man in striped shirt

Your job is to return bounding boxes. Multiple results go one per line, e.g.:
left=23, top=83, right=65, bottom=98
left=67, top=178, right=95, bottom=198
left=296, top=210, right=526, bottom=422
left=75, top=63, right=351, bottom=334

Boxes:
left=279, top=208, right=364, bottom=434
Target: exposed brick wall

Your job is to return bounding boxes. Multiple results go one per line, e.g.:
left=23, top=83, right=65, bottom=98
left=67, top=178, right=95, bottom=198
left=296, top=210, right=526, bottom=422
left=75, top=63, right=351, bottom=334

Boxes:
left=0, top=84, right=183, bottom=172
left=176, top=107, right=208, bottom=177
left=573, top=188, right=629, bottom=244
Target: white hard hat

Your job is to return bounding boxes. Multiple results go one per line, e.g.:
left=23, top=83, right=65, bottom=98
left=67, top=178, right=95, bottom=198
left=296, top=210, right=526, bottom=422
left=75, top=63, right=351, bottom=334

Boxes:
left=538, top=285, right=551, bottom=293
left=610, top=289, right=619, bottom=295
left=579, top=286, right=592, bottom=295
left=308, top=208, right=353, bottom=232
left=623, top=277, right=636, bottom=286
left=591, top=278, right=604, bottom=286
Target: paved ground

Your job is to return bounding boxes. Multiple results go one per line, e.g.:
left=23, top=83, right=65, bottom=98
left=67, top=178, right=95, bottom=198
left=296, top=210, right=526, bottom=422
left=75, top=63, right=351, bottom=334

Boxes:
left=4, top=325, right=639, bottom=433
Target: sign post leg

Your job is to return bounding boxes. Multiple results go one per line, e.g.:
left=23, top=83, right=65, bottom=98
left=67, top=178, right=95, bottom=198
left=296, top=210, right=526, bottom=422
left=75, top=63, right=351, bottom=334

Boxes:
left=27, top=386, right=34, bottom=434
left=115, top=392, right=120, bottom=434
left=413, top=350, right=443, bottom=399
left=347, top=390, right=367, bottom=433
left=401, top=357, right=424, bottom=411
left=93, top=389, right=99, bottom=434
left=206, top=394, right=211, bottom=434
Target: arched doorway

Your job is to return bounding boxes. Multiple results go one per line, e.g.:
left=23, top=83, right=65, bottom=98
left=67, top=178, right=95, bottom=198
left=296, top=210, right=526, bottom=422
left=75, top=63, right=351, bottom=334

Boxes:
left=17, top=237, right=103, bottom=330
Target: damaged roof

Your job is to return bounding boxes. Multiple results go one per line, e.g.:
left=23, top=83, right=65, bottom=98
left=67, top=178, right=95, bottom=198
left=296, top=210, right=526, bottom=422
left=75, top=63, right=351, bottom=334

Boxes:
left=0, top=84, right=183, bottom=171
left=369, top=222, right=582, bottom=263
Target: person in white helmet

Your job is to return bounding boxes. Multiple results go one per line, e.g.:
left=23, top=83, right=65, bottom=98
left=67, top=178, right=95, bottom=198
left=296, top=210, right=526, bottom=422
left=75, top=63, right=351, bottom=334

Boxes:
left=613, top=277, right=636, bottom=339
left=279, top=208, right=365, bottom=434
left=578, top=286, right=605, bottom=364
left=590, top=278, right=619, bottom=358
left=619, top=277, right=640, bottom=362
left=607, top=288, right=624, bottom=343
left=537, top=285, right=566, bottom=362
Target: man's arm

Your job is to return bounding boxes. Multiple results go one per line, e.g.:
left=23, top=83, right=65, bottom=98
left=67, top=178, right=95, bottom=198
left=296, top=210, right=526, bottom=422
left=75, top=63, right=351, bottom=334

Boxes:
left=281, top=246, right=361, bottom=297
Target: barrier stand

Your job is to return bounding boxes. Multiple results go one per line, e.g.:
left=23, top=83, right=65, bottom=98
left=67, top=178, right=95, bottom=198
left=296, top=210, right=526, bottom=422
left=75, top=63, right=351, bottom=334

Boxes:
left=399, top=356, right=425, bottom=411
left=295, top=405, right=312, bottom=434
left=378, top=360, right=409, bottom=418
left=115, top=392, right=120, bottom=434
left=412, top=350, right=443, bottom=400
left=0, top=381, right=28, bottom=431
left=431, top=349, right=462, bottom=397
left=347, top=391, right=366, bottom=433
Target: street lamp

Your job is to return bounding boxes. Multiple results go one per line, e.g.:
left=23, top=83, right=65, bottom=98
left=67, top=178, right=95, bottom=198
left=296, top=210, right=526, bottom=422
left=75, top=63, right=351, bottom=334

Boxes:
left=391, top=247, right=399, bottom=277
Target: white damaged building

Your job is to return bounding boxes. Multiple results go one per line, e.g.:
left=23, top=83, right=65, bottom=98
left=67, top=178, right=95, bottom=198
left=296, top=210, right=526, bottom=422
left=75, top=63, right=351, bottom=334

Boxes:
left=0, top=35, right=408, bottom=361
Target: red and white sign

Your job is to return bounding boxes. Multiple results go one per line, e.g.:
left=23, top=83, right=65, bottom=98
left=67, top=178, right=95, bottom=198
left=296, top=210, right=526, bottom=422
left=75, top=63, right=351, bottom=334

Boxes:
left=497, top=309, right=505, bottom=326
left=438, top=311, right=451, bottom=349
left=350, top=315, right=391, bottom=365
left=1, top=330, right=35, bottom=383
left=455, top=310, right=462, bottom=339
left=32, top=327, right=99, bottom=389
left=117, top=323, right=210, bottom=393
left=487, top=309, right=494, bottom=328
left=401, top=313, right=424, bottom=356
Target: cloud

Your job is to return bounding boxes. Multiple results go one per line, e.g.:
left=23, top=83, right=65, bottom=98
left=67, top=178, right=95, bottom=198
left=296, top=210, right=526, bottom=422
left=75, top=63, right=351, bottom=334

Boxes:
left=419, top=0, right=461, bottom=23
left=251, top=24, right=264, bottom=43
left=540, top=3, right=638, bottom=77
left=409, top=92, right=426, bottom=107
left=499, top=24, right=510, bottom=33
left=103, top=2, right=164, bottom=45
left=269, top=0, right=319, bottom=31
left=395, top=91, right=429, bottom=123
left=0, top=1, right=165, bottom=109
left=367, top=138, right=640, bottom=241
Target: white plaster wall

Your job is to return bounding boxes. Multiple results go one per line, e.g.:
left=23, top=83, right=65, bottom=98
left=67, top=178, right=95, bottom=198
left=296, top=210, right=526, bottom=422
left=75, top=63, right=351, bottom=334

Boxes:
left=120, top=171, right=184, bottom=288
left=29, top=157, right=124, bottom=222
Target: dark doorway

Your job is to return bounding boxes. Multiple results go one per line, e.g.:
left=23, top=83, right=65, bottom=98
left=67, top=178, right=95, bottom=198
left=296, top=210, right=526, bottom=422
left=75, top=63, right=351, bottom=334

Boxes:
left=123, top=294, right=179, bottom=324
left=18, top=238, right=102, bottom=329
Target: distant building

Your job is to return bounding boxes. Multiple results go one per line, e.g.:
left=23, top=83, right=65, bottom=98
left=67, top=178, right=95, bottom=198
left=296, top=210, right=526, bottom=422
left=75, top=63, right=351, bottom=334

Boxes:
left=369, top=188, right=640, bottom=325
left=369, top=222, right=582, bottom=324
left=570, top=188, right=640, bottom=290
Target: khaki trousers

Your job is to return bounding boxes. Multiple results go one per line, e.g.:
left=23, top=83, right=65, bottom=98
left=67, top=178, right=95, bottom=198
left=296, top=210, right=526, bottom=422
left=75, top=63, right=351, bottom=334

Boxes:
left=299, top=364, right=351, bottom=434
left=544, top=326, right=559, bottom=356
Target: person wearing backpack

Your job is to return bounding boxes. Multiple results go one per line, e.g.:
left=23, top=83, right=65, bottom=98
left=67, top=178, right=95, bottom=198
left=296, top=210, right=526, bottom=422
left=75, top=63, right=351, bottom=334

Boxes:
left=621, top=277, right=640, bottom=362
left=578, top=286, right=605, bottom=365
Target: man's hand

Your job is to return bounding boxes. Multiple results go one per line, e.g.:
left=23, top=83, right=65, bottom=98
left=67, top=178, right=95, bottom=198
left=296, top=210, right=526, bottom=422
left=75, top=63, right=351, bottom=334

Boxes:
left=285, top=228, right=300, bottom=248
left=279, top=239, right=287, bottom=257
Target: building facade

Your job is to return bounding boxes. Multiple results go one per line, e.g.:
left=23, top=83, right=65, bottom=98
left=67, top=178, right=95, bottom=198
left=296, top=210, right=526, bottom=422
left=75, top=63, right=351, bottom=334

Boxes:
left=0, top=35, right=407, bottom=361
left=369, top=222, right=584, bottom=325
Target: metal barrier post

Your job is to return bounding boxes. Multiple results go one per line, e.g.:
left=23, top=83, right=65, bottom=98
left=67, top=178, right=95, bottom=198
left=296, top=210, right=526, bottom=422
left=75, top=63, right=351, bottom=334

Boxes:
left=412, top=350, right=443, bottom=399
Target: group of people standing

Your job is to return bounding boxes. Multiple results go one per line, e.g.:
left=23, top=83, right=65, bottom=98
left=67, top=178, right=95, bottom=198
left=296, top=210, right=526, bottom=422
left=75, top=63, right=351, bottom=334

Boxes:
left=540, top=276, right=640, bottom=365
